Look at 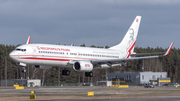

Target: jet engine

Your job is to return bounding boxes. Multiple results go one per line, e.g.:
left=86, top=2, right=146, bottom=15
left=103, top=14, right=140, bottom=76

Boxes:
left=73, top=61, right=93, bottom=72
left=18, top=62, right=26, bottom=67
left=34, top=65, right=52, bottom=69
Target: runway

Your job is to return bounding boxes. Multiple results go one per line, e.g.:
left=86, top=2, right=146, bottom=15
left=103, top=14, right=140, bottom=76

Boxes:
left=35, top=97, right=180, bottom=101
left=0, top=86, right=180, bottom=101
left=32, top=97, right=180, bottom=101
left=1, top=86, right=180, bottom=94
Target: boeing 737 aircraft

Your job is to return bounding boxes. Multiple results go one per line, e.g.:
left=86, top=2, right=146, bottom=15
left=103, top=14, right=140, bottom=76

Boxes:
left=9, top=16, right=173, bottom=77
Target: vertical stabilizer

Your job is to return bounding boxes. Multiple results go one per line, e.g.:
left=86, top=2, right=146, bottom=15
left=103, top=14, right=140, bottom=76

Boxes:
left=26, top=36, right=31, bottom=44
left=109, top=16, right=141, bottom=58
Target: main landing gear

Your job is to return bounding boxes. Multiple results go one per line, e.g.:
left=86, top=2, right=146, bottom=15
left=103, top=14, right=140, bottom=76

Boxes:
left=85, top=71, right=93, bottom=77
left=62, top=69, right=70, bottom=76
left=62, top=69, right=93, bottom=77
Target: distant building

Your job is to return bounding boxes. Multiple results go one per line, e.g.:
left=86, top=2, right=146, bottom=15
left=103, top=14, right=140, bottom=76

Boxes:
left=96, top=81, right=112, bottom=86
left=27, top=79, right=41, bottom=87
left=1, top=79, right=41, bottom=87
left=106, top=71, right=170, bottom=86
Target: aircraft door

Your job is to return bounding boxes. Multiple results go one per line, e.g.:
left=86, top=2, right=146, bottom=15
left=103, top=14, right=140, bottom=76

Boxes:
left=32, top=46, right=37, bottom=57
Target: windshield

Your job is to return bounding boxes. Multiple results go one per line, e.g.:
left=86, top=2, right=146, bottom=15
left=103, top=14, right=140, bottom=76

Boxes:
left=15, top=48, right=26, bottom=52
left=16, top=48, right=21, bottom=51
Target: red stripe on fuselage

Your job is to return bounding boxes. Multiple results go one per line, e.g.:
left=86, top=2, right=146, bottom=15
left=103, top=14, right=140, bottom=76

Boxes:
left=19, top=57, right=70, bottom=61
left=10, top=55, right=99, bottom=60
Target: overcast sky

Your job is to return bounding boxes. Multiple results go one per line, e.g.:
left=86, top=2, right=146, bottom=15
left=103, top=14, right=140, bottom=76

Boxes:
left=0, top=0, right=180, bottom=48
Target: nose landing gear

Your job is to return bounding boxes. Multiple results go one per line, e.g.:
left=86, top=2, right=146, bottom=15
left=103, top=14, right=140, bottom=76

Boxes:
left=22, top=67, right=26, bottom=73
left=61, top=69, right=93, bottom=77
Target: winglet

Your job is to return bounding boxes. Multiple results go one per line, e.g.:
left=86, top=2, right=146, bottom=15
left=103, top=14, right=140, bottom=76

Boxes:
left=26, top=36, right=31, bottom=44
left=164, top=42, right=174, bottom=56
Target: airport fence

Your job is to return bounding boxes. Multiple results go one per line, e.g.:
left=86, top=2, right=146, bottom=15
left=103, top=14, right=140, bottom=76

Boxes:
left=1, top=79, right=27, bottom=87
left=0, top=79, right=143, bottom=87
left=43, top=82, right=143, bottom=87
left=43, top=82, right=95, bottom=87
left=43, top=83, right=79, bottom=86
left=112, top=82, right=144, bottom=86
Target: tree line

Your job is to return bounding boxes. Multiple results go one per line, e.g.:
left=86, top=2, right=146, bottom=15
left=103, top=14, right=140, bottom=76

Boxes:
left=0, top=44, right=179, bottom=86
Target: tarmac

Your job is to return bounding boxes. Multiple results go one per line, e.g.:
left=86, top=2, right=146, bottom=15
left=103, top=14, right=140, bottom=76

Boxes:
left=0, top=86, right=180, bottom=101
left=33, top=97, right=180, bottom=101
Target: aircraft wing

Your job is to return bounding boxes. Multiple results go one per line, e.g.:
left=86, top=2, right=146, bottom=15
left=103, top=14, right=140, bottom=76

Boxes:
left=130, top=52, right=165, bottom=57
left=91, top=42, right=173, bottom=65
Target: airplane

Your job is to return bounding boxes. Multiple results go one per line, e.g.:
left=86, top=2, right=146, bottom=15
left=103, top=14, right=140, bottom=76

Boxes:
left=9, top=16, right=173, bottom=77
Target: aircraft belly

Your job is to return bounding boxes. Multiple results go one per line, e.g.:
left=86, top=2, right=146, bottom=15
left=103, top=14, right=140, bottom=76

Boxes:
left=94, top=64, right=121, bottom=69
left=41, top=61, right=68, bottom=66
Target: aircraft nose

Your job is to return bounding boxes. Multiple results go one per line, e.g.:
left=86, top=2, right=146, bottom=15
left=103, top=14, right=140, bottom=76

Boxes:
left=9, top=52, right=13, bottom=59
left=9, top=51, right=16, bottom=60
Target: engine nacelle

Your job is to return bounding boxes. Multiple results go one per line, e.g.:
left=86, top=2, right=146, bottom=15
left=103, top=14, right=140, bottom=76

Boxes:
left=18, top=62, right=26, bottom=67
left=73, top=61, right=93, bottom=72
left=34, top=65, right=52, bottom=69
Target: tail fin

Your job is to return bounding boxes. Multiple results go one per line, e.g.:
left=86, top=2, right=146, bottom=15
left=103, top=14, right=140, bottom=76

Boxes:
left=109, top=16, right=141, bottom=58
left=26, top=36, right=31, bottom=44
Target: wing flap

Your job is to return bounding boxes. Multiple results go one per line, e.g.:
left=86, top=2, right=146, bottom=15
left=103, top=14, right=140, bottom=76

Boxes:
left=130, top=52, right=165, bottom=57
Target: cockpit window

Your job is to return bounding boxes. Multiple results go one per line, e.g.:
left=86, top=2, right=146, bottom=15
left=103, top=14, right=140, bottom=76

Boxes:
left=15, top=48, right=26, bottom=51
left=21, top=49, right=26, bottom=51
left=16, top=48, right=21, bottom=51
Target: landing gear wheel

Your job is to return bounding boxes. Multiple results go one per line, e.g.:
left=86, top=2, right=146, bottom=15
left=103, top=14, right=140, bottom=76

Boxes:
left=66, top=70, right=70, bottom=76
left=85, top=72, right=89, bottom=77
left=22, top=67, right=26, bottom=73
left=85, top=71, right=93, bottom=77
left=62, top=70, right=66, bottom=75
left=89, top=72, right=93, bottom=77
left=62, top=69, right=70, bottom=76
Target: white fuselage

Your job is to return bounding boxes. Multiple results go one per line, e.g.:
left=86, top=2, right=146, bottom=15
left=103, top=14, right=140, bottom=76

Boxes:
left=8, top=16, right=173, bottom=73
left=9, top=44, right=126, bottom=68
left=9, top=16, right=142, bottom=70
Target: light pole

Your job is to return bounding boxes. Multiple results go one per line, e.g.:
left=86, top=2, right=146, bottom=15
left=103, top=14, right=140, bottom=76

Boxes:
left=161, top=61, right=162, bottom=73
left=159, top=61, right=162, bottom=86
left=28, top=65, right=29, bottom=79
left=58, top=67, right=60, bottom=86
left=142, top=59, right=144, bottom=72
left=5, top=57, right=7, bottom=87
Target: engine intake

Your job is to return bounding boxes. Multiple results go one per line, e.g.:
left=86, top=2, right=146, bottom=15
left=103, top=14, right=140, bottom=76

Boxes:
left=73, top=61, right=93, bottom=72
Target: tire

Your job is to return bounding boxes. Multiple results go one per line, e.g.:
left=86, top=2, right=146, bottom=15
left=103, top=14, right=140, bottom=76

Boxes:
left=85, top=72, right=89, bottom=77
left=89, top=72, right=93, bottom=77
left=85, top=72, right=93, bottom=77
left=62, top=69, right=70, bottom=76
left=66, top=70, right=70, bottom=76
left=62, top=70, right=66, bottom=75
